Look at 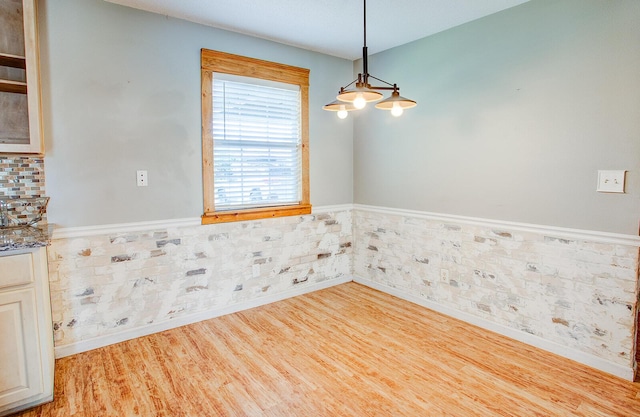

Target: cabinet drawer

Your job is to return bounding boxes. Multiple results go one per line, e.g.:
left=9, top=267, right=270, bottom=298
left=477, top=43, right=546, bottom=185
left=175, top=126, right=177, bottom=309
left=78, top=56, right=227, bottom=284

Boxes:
left=0, top=253, right=34, bottom=289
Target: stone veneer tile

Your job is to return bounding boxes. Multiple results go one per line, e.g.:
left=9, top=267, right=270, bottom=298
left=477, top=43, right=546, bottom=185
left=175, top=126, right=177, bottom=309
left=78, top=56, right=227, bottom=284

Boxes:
left=353, top=210, right=639, bottom=368
left=47, top=206, right=639, bottom=372
left=48, top=210, right=353, bottom=346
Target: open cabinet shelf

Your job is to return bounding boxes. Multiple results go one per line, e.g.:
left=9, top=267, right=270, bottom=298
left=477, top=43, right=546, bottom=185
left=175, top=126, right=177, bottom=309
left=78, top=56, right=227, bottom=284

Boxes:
left=0, top=52, right=28, bottom=94
left=0, top=79, right=27, bottom=94
left=0, top=52, right=26, bottom=69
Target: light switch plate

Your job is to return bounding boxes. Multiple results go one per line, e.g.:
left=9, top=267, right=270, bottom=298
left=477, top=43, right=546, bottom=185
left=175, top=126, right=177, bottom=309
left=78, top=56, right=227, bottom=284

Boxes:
left=597, top=170, right=625, bottom=193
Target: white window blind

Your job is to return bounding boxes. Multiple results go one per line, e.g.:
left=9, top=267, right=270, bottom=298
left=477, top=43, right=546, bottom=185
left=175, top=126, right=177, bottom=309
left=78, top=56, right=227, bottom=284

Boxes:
left=212, top=75, right=302, bottom=211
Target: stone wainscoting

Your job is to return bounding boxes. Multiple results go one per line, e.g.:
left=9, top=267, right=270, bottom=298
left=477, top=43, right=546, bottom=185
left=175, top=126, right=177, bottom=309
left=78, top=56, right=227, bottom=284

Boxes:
left=49, top=207, right=352, bottom=356
left=353, top=205, right=640, bottom=379
left=49, top=204, right=640, bottom=380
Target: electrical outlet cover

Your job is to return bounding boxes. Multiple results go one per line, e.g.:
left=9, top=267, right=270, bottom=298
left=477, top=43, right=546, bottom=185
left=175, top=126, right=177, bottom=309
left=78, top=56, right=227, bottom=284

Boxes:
left=440, top=269, right=449, bottom=282
left=136, top=170, right=148, bottom=187
left=597, top=170, right=625, bottom=193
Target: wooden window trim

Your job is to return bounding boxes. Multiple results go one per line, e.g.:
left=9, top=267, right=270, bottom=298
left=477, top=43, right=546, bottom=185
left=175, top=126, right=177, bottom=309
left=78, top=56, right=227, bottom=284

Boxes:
left=201, top=49, right=311, bottom=225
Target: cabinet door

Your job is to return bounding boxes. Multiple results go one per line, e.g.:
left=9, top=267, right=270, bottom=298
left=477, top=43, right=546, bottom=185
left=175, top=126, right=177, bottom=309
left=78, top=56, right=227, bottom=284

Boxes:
left=0, top=0, right=43, bottom=154
left=0, top=288, right=44, bottom=409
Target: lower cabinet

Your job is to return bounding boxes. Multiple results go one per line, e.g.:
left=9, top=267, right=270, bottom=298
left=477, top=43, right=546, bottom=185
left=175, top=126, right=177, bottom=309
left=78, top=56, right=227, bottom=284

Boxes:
left=0, top=247, right=53, bottom=416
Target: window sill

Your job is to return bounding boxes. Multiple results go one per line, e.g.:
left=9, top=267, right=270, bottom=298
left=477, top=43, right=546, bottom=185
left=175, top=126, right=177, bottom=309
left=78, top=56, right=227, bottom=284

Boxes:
left=202, top=204, right=312, bottom=225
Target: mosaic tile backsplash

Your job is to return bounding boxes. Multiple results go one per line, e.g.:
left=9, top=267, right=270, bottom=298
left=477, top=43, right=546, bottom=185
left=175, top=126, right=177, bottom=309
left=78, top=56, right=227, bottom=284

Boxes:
left=0, top=155, right=46, bottom=198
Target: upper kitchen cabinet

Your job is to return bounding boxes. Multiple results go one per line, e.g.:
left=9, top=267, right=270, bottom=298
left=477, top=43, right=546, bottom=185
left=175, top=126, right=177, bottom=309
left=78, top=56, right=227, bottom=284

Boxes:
left=0, top=0, right=43, bottom=154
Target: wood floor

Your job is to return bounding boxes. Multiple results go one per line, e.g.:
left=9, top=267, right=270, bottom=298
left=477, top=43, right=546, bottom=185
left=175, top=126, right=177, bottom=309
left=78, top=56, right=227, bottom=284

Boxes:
left=14, top=282, right=640, bottom=416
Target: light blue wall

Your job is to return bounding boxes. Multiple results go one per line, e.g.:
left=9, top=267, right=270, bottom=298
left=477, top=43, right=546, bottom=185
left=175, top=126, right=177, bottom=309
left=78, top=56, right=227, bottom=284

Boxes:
left=353, top=0, right=640, bottom=235
left=38, top=0, right=640, bottom=234
left=38, top=0, right=354, bottom=227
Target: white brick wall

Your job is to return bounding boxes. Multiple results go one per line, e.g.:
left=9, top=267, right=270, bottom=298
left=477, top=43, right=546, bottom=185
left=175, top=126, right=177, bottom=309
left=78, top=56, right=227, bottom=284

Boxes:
left=48, top=210, right=352, bottom=347
left=48, top=205, right=640, bottom=377
left=353, top=208, right=639, bottom=368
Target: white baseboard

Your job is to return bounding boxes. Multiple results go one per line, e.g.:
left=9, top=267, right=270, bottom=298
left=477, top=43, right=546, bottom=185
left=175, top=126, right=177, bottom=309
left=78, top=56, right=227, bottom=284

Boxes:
left=51, top=204, right=639, bottom=247
left=353, top=276, right=635, bottom=381
left=354, top=204, right=640, bottom=247
left=51, top=217, right=202, bottom=240
left=51, top=204, right=355, bottom=240
left=312, top=204, right=353, bottom=214
left=54, top=275, right=353, bottom=358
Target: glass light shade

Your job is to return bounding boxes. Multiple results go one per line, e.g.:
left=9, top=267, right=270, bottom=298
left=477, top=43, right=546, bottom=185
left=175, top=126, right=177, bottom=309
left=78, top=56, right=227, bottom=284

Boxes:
left=323, top=100, right=356, bottom=111
left=323, top=100, right=356, bottom=118
left=374, top=91, right=417, bottom=111
left=337, top=86, right=383, bottom=103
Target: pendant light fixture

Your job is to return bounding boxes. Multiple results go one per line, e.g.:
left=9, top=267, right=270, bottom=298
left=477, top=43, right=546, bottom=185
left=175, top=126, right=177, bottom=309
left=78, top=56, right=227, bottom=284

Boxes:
left=323, top=0, right=417, bottom=118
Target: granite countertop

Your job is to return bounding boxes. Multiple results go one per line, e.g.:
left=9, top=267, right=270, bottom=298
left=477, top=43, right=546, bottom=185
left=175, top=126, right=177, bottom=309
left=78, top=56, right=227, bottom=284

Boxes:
left=0, top=224, right=53, bottom=252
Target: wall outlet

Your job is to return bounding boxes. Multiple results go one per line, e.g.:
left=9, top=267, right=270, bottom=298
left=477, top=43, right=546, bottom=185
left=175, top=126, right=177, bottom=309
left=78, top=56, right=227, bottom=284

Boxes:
left=137, top=170, right=148, bottom=187
left=597, top=170, right=625, bottom=193
left=440, top=269, right=449, bottom=282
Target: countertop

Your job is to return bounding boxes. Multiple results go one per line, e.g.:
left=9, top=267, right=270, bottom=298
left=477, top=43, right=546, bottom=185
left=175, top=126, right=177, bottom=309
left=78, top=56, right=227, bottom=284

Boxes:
left=0, top=225, right=52, bottom=252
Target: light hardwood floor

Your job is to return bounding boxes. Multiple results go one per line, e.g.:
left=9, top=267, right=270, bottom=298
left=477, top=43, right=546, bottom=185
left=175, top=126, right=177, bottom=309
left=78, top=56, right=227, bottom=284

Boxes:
left=14, top=282, right=640, bottom=416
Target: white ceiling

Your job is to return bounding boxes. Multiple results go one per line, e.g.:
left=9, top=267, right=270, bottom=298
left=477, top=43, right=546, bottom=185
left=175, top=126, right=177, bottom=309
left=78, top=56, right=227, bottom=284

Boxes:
left=105, top=0, right=530, bottom=60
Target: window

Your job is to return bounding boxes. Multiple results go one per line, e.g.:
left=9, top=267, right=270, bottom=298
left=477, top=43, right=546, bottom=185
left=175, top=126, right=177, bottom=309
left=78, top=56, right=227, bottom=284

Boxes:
left=201, top=49, right=310, bottom=224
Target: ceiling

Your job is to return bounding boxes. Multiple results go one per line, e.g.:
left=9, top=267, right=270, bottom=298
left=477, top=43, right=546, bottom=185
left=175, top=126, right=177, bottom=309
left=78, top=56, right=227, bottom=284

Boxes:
left=105, top=0, right=530, bottom=60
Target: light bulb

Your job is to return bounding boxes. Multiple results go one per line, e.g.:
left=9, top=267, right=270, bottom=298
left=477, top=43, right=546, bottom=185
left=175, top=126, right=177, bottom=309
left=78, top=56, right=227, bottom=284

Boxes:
left=391, top=102, right=403, bottom=117
left=353, top=94, right=366, bottom=109
left=337, top=107, right=348, bottom=119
